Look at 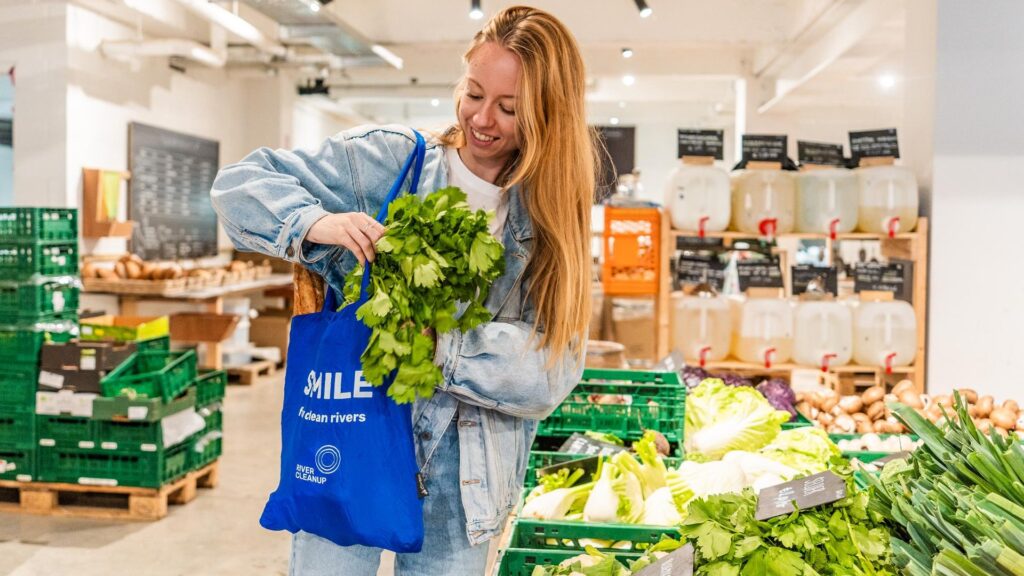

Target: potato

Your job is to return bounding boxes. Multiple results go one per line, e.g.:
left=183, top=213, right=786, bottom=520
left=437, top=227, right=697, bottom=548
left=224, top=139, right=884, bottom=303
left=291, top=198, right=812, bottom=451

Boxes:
left=976, top=396, right=994, bottom=418
left=838, top=395, right=864, bottom=414
left=990, top=408, right=1016, bottom=431
left=957, top=388, right=979, bottom=404
left=861, top=386, right=885, bottom=405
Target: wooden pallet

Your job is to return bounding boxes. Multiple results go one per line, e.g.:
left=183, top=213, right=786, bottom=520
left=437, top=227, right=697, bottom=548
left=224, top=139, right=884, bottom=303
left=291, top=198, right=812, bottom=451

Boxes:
left=226, top=359, right=276, bottom=385
left=0, top=461, right=219, bottom=521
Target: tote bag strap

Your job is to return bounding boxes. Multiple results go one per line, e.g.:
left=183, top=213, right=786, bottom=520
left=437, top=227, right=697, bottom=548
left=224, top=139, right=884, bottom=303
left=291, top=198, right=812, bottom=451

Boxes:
left=324, top=130, right=426, bottom=311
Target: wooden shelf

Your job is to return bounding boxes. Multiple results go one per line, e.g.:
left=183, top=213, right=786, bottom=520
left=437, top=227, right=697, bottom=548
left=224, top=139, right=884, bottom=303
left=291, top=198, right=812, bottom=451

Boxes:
left=669, top=229, right=921, bottom=242
left=700, top=359, right=918, bottom=374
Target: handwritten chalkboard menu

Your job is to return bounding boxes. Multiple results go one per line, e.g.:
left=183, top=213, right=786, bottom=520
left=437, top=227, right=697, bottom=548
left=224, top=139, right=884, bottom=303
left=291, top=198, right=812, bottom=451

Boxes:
left=798, top=141, right=846, bottom=167
left=677, top=129, right=724, bottom=160
left=742, top=134, right=787, bottom=163
left=854, top=261, right=914, bottom=303
left=792, top=265, right=839, bottom=296
left=737, top=258, right=784, bottom=291
left=849, top=128, right=900, bottom=160
left=676, top=253, right=726, bottom=291
left=129, top=122, right=219, bottom=260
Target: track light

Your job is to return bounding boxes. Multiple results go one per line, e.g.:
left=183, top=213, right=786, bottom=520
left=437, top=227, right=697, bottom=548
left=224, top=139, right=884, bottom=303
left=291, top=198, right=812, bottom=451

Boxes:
left=634, top=0, right=652, bottom=18
left=469, top=0, right=483, bottom=20
left=621, top=47, right=633, bottom=59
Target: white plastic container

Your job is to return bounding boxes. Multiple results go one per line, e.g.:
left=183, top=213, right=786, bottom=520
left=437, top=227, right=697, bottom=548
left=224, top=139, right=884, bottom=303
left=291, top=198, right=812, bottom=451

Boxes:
left=732, top=297, right=794, bottom=367
left=857, top=165, right=919, bottom=236
left=794, top=300, right=853, bottom=370
left=730, top=169, right=796, bottom=237
left=665, top=164, right=731, bottom=235
left=796, top=169, right=859, bottom=236
left=670, top=289, right=731, bottom=366
left=853, top=300, right=917, bottom=371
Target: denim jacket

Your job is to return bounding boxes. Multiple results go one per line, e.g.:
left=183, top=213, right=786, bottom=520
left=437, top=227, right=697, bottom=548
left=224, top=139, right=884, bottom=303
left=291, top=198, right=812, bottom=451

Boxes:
left=210, top=124, right=582, bottom=545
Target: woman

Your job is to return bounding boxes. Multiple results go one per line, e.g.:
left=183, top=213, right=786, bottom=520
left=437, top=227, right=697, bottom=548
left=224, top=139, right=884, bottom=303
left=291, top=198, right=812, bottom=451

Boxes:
left=211, top=6, right=597, bottom=575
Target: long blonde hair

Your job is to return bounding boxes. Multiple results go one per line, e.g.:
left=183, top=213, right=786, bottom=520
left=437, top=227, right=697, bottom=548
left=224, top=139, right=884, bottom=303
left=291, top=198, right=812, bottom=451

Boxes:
left=441, top=6, right=596, bottom=366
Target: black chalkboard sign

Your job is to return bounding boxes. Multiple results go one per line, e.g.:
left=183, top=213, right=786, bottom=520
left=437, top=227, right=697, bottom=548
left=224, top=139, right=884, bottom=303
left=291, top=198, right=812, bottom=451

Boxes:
left=676, top=253, right=726, bottom=291
left=853, top=261, right=913, bottom=303
left=633, top=543, right=695, bottom=576
left=755, top=471, right=847, bottom=521
left=129, top=122, right=220, bottom=260
left=557, top=433, right=626, bottom=456
left=677, top=129, right=724, bottom=160
left=849, top=128, right=900, bottom=160
left=798, top=141, right=846, bottom=167
left=737, top=258, right=784, bottom=291
left=792, top=265, right=838, bottom=296
left=742, top=134, right=787, bottom=163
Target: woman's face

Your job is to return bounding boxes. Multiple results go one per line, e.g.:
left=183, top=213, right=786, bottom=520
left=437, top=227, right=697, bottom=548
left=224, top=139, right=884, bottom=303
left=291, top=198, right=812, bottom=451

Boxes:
left=458, top=42, right=522, bottom=178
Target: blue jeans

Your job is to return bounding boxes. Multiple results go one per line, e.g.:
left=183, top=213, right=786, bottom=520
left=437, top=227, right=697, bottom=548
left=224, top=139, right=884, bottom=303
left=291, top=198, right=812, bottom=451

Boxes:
left=290, top=415, right=490, bottom=575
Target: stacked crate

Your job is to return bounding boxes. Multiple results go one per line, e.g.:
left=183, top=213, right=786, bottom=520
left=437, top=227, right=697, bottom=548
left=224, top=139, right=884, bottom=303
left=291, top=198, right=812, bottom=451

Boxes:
left=0, top=208, right=80, bottom=483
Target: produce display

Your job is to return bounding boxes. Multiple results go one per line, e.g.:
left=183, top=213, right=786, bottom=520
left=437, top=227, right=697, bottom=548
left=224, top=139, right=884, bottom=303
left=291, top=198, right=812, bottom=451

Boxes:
left=835, top=434, right=921, bottom=454
left=683, top=378, right=792, bottom=461
left=81, top=254, right=272, bottom=287
left=530, top=537, right=685, bottom=575
left=342, top=187, right=504, bottom=403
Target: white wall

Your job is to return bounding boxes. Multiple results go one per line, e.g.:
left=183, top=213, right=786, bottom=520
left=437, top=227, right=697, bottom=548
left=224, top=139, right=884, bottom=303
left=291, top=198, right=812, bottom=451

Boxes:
left=1, top=0, right=67, bottom=207
left=928, top=0, right=1024, bottom=398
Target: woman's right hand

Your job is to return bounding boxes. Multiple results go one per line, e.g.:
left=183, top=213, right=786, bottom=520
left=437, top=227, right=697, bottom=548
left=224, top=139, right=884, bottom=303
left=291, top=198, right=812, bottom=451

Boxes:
left=305, top=212, right=386, bottom=264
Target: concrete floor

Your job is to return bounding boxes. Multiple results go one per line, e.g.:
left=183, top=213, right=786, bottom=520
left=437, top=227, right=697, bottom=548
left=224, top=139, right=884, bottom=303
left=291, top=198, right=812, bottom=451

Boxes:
left=0, top=372, right=440, bottom=576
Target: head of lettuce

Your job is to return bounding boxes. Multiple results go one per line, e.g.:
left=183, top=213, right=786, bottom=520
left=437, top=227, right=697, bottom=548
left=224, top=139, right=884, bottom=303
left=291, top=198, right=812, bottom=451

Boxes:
left=684, top=378, right=793, bottom=461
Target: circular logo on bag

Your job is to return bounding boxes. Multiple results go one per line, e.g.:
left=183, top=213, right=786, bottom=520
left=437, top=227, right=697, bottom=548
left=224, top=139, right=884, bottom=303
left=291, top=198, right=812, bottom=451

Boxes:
left=315, top=444, right=341, bottom=475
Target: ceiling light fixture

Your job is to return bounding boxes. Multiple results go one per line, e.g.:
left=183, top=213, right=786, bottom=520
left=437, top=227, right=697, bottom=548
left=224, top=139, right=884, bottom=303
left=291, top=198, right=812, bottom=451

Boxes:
left=431, top=98, right=440, bottom=107
left=610, top=117, right=620, bottom=126
left=634, top=0, right=652, bottom=18
left=371, top=44, right=404, bottom=70
left=621, top=74, right=635, bottom=86
left=877, top=73, right=897, bottom=90
left=621, top=48, right=633, bottom=59
left=618, top=101, right=627, bottom=109
left=469, top=0, right=483, bottom=20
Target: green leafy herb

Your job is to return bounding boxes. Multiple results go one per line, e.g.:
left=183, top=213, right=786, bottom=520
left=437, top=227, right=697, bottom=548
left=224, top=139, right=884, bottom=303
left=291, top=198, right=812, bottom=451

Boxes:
left=342, top=187, right=504, bottom=403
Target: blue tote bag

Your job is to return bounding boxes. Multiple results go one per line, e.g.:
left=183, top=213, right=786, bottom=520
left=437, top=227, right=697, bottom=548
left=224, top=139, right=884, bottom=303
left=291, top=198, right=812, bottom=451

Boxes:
left=260, top=131, right=427, bottom=552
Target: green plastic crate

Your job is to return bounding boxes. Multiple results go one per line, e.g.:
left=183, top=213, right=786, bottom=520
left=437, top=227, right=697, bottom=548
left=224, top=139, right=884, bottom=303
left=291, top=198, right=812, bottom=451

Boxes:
left=0, top=321, right=77, bottom=364
left=36, top=415, right=96, bottom=449
left=0, top=279, right=79, bottom=321
left=195, top=370, right=227, bottom=408
left=0, top=443, right=36, bottom=482
left=496, top=548, right=641, bottom=576
left=0, top=242, right=78, bottom=280
left=190, top=429, right=222, bottom=470
left=0, top=208, right=77, bottom=243
left=782, top=412, right=814, bottom=430
left=524, top=450, right=683, bottom=490
left=0, top=368, right=37, bottom=410
left=509, top=519, right=680, bottom=552
left=0, top=410, right=35, bottom=445
left=136, top=335, right=171, bottom=354
left=100, top=349, right=197, bottom=401
left=91, top=386, right=196, bottom=423
left=538, top=369, right=686, bottom=441
left=36, top=442, right=191, bottom=488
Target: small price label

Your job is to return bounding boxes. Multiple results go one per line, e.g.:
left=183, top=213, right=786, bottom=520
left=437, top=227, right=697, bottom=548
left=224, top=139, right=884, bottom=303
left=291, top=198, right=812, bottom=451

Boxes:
left=798, top=141, right=846, bottom=167
left=678, top=129, right=724, bottom=160
left=742, top=134, right=788, bottom=163
left=633, top=543, right=695, bottom=576
left=791, top=265, right=838, bottom=296
left=755, top=471, right=847, bottom=520
left=849, top=128, right=900, bottom=160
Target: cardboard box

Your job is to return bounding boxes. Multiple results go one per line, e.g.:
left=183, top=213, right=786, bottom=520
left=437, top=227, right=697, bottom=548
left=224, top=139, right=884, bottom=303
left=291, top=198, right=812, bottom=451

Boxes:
left=250, top=309, right=290, bottom=360
left=170, top=313, right=240, bottom=342
left=80, top=315, right=169, bottom=342
left=38, top=341, right=136, bottom=394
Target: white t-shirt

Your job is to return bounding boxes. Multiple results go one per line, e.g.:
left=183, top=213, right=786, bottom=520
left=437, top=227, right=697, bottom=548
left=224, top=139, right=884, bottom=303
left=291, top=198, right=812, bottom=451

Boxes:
left=445, top=146, right=508, bottom=240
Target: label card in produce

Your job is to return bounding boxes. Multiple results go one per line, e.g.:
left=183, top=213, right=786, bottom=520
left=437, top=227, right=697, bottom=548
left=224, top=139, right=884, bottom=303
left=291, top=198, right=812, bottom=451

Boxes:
left=633, top=543, right=695, bottom=576
left=849, top=128, right=900, bottom=160
left=853, top=261, right=913, bottom=303
left=791, top=265, right=838, bottom=296
left=557, top=433, right=627, bottom=456
left=755, top=471, right=847, bottom=520
left=742, top=134, right=788, bottom=163
left=675, top=253, right=726, bottom=291
left=873, top=451, right=914, bottom=466
left=737, top=259, right=785, bottom=291
left=678, top=129, right=725, bottom=160
left=798, top=141, right=846, bottom=167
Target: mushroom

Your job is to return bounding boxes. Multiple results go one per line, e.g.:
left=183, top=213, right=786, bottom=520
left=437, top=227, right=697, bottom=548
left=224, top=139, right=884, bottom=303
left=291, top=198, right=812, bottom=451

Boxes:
left=892, top=380, right=915, bottom=397
left=897, top=390, right=924, bottom=410
left=838, top=395, right=864, bottom=414
left=861, top=386, right=885, bottom=406
left=866, top=401, right=886, bottom=421
left=957, top=388, right=979, bottom=404
left=990, top=408, right=1016, bottom=431
left=976, top=396, right=994, bottom=418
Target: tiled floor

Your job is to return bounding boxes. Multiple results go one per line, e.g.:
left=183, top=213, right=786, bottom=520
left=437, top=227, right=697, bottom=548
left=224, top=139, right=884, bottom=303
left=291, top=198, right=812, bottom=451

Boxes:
left=0, top=371, right=467, bottom=575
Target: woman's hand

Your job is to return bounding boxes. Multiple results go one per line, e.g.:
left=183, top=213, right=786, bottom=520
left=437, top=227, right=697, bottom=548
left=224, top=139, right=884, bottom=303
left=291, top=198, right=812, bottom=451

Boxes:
left=305, top=212, right=386, bottom=264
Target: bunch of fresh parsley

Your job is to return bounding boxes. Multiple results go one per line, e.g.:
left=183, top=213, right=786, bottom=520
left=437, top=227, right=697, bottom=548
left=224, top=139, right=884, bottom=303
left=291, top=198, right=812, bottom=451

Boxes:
left=342, top=187, right=505, bottom=404
left=679, top=480, right=898, bottom=575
